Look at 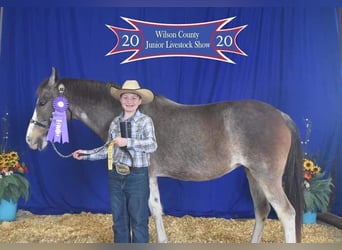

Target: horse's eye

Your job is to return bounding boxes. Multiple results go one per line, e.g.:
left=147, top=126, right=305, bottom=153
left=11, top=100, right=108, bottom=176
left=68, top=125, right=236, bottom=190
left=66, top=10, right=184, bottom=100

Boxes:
left=38, top=100, right=46, bottom=106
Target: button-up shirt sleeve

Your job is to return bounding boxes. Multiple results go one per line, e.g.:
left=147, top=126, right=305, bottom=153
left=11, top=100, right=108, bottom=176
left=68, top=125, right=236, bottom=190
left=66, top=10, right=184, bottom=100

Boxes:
left=82, top=119, right=118, bottom=161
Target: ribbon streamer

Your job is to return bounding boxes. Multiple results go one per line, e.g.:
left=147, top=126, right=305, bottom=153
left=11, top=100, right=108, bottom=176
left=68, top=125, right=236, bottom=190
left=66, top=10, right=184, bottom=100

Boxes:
left=107, top=141, right=115, bottom=170
left=47, top=96, right=69, bottom=143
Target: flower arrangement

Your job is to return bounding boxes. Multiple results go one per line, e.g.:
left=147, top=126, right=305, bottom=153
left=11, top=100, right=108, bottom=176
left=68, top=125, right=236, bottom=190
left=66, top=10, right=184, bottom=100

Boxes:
left=301, top=118, right=334, bottom=214
left=0, top=113, right=29, bottom=205
left=303, top=158, right=333, bottom=213
left=0, top=151, right=29, bottom=203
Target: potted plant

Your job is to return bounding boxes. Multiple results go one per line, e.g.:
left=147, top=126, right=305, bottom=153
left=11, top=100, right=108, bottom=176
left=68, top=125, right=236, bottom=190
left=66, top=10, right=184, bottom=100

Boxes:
left=303, top=158, right=334, bottom=224
left=0, top=150, right=29, bottom=221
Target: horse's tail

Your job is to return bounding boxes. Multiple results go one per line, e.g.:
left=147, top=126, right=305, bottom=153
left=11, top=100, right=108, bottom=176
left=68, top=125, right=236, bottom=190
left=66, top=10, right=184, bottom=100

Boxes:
left=282, top=112, right=304, bottom=242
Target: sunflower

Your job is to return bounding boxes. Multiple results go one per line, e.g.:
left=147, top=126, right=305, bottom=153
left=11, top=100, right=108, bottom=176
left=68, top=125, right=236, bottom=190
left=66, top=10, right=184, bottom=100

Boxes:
left=303, top=158, right=314, bottom=171
left=2, top=155, right=10, bottom=163
left=313, top=165, right=321, bottom=174
left=0, top=151, right=27, bottom=173
left=9, top=151, right=18, bottom=158
left=8, top=151, right=18, bottom=161
left=303, top=158, right=323, bottom=181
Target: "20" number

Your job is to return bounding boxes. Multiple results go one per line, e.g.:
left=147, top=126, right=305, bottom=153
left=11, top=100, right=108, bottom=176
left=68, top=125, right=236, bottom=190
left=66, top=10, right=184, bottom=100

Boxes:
left=122, top=34, right=140, bottom=47
left=216, top=35, right=233, bottom=47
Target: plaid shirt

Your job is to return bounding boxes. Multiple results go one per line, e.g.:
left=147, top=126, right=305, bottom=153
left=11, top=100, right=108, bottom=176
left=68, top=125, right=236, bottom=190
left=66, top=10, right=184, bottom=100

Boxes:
left=84, top=110, right=157, bottom=168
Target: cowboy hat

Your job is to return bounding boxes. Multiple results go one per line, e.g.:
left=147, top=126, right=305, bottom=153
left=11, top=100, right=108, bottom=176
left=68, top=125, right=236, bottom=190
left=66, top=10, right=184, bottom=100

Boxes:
left=110, top=80, right=154, bottom=104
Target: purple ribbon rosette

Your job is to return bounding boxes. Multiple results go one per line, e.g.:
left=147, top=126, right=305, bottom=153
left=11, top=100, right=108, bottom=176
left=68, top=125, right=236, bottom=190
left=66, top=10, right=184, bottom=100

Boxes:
left=47, top=96, right=69, bottom=143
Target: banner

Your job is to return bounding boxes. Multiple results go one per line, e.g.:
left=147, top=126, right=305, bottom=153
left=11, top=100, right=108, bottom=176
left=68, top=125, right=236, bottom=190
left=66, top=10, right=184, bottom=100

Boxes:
left=106, top=17, right=247, bottom=64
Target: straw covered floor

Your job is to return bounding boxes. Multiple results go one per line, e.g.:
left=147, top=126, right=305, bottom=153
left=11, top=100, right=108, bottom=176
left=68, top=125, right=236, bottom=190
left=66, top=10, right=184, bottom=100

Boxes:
left=0, top=210, right=341, bottom=243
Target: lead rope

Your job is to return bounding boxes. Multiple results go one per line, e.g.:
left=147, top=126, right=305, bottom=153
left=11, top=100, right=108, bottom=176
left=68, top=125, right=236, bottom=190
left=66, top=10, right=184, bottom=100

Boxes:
left=50, top=141, right=73, bottom=158
left=50, top=140, right=111, bottom=159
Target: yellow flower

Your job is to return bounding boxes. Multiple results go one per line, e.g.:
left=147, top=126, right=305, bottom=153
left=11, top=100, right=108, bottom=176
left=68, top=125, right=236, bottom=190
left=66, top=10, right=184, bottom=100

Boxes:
left=9, top=151, right=19, bottom=161
left=0, top=151, right=22, bottom=168
left=303, top=159, right=314, bottom=171
left=312, top=165, right=321, bottom=174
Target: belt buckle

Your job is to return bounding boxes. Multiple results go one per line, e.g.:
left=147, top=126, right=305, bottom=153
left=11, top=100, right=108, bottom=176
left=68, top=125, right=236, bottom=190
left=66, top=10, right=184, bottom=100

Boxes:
left=115, top=164, right=130, bottom=175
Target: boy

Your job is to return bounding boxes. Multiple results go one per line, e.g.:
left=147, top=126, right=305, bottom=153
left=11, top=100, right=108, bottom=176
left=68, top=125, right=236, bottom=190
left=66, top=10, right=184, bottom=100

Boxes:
left=73, top=80, right=157, bottom=243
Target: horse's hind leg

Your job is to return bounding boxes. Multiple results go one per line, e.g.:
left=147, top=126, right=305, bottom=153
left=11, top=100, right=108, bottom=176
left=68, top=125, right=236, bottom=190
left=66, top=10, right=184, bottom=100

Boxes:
left=148, top=176, right=168, bottom=243
left=245, top=168, right=271, bottom=243
left=251, top=171, right=296, bottom=243
left=263, top=184, right=296, bottom=243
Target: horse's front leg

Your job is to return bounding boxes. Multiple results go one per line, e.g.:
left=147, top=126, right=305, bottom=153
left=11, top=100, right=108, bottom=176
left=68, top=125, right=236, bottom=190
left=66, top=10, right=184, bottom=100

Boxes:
left=149, top=176, right=168, bottom=243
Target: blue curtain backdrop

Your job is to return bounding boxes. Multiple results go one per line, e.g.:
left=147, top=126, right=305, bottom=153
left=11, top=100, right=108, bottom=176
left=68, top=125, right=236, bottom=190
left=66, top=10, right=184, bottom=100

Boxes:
left=0, top=6, right=342, bottom=217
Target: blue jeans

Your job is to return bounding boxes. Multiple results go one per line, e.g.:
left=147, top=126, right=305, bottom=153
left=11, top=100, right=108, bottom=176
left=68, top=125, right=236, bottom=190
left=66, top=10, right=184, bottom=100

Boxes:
left=108, top=167, right=150, bottom=243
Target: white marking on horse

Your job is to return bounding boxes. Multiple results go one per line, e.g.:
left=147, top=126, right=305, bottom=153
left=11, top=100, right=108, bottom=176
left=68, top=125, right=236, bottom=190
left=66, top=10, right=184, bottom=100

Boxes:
left=80, top=111, right=89, bottom=121
left=26, top=109, right=37, bottom=141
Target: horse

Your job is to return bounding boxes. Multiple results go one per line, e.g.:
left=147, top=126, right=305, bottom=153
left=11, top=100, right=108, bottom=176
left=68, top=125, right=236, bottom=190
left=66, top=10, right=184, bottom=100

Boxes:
left=26, top=67, right=304, bottom=243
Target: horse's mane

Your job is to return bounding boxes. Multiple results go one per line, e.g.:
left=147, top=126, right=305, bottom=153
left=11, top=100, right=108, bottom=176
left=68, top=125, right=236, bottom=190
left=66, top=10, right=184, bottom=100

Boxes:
left=37, top=77, right=121, bottom=104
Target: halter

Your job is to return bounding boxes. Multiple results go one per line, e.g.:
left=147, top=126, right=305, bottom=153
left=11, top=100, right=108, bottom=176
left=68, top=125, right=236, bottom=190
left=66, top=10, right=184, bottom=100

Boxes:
left=29, top=118, right=49, bottom=129
left=30, top=105, right=73, bottom=129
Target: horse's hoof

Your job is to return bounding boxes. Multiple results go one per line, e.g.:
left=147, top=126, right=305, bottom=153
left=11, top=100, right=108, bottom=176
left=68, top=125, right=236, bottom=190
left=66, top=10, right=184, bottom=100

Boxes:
left=157, top=237, right=168, bottom=243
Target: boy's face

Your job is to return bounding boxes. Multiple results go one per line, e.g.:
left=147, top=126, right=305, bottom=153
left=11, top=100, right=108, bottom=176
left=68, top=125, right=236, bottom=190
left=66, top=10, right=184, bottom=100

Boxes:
left=120, top=92, right=142, bottom=113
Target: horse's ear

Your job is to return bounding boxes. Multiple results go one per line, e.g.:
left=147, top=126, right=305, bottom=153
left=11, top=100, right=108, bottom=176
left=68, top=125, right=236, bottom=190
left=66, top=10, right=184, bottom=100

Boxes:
left=48, top=67, right=58, bottom=86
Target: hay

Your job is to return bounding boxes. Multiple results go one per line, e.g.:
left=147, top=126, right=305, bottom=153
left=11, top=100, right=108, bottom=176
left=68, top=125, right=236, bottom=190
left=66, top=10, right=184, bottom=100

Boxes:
left=0, top=210, right=341, bottom=243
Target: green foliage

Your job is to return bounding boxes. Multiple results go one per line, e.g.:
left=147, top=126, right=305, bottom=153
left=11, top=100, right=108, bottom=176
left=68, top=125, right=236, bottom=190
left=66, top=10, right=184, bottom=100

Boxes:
left=304, top=173, right=334, bottom=213
left=0, top=173, right=29, bottom=204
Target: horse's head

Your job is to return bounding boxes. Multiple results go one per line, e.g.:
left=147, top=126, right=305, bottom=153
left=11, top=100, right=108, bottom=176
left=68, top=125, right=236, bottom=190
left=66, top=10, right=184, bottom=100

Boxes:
left=26, top=67, right=62, bottom=150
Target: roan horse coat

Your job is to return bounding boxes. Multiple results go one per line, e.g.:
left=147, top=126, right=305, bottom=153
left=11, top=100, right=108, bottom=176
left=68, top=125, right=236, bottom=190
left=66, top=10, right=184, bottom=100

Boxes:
left=26, top=68, right=304, bottom=243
